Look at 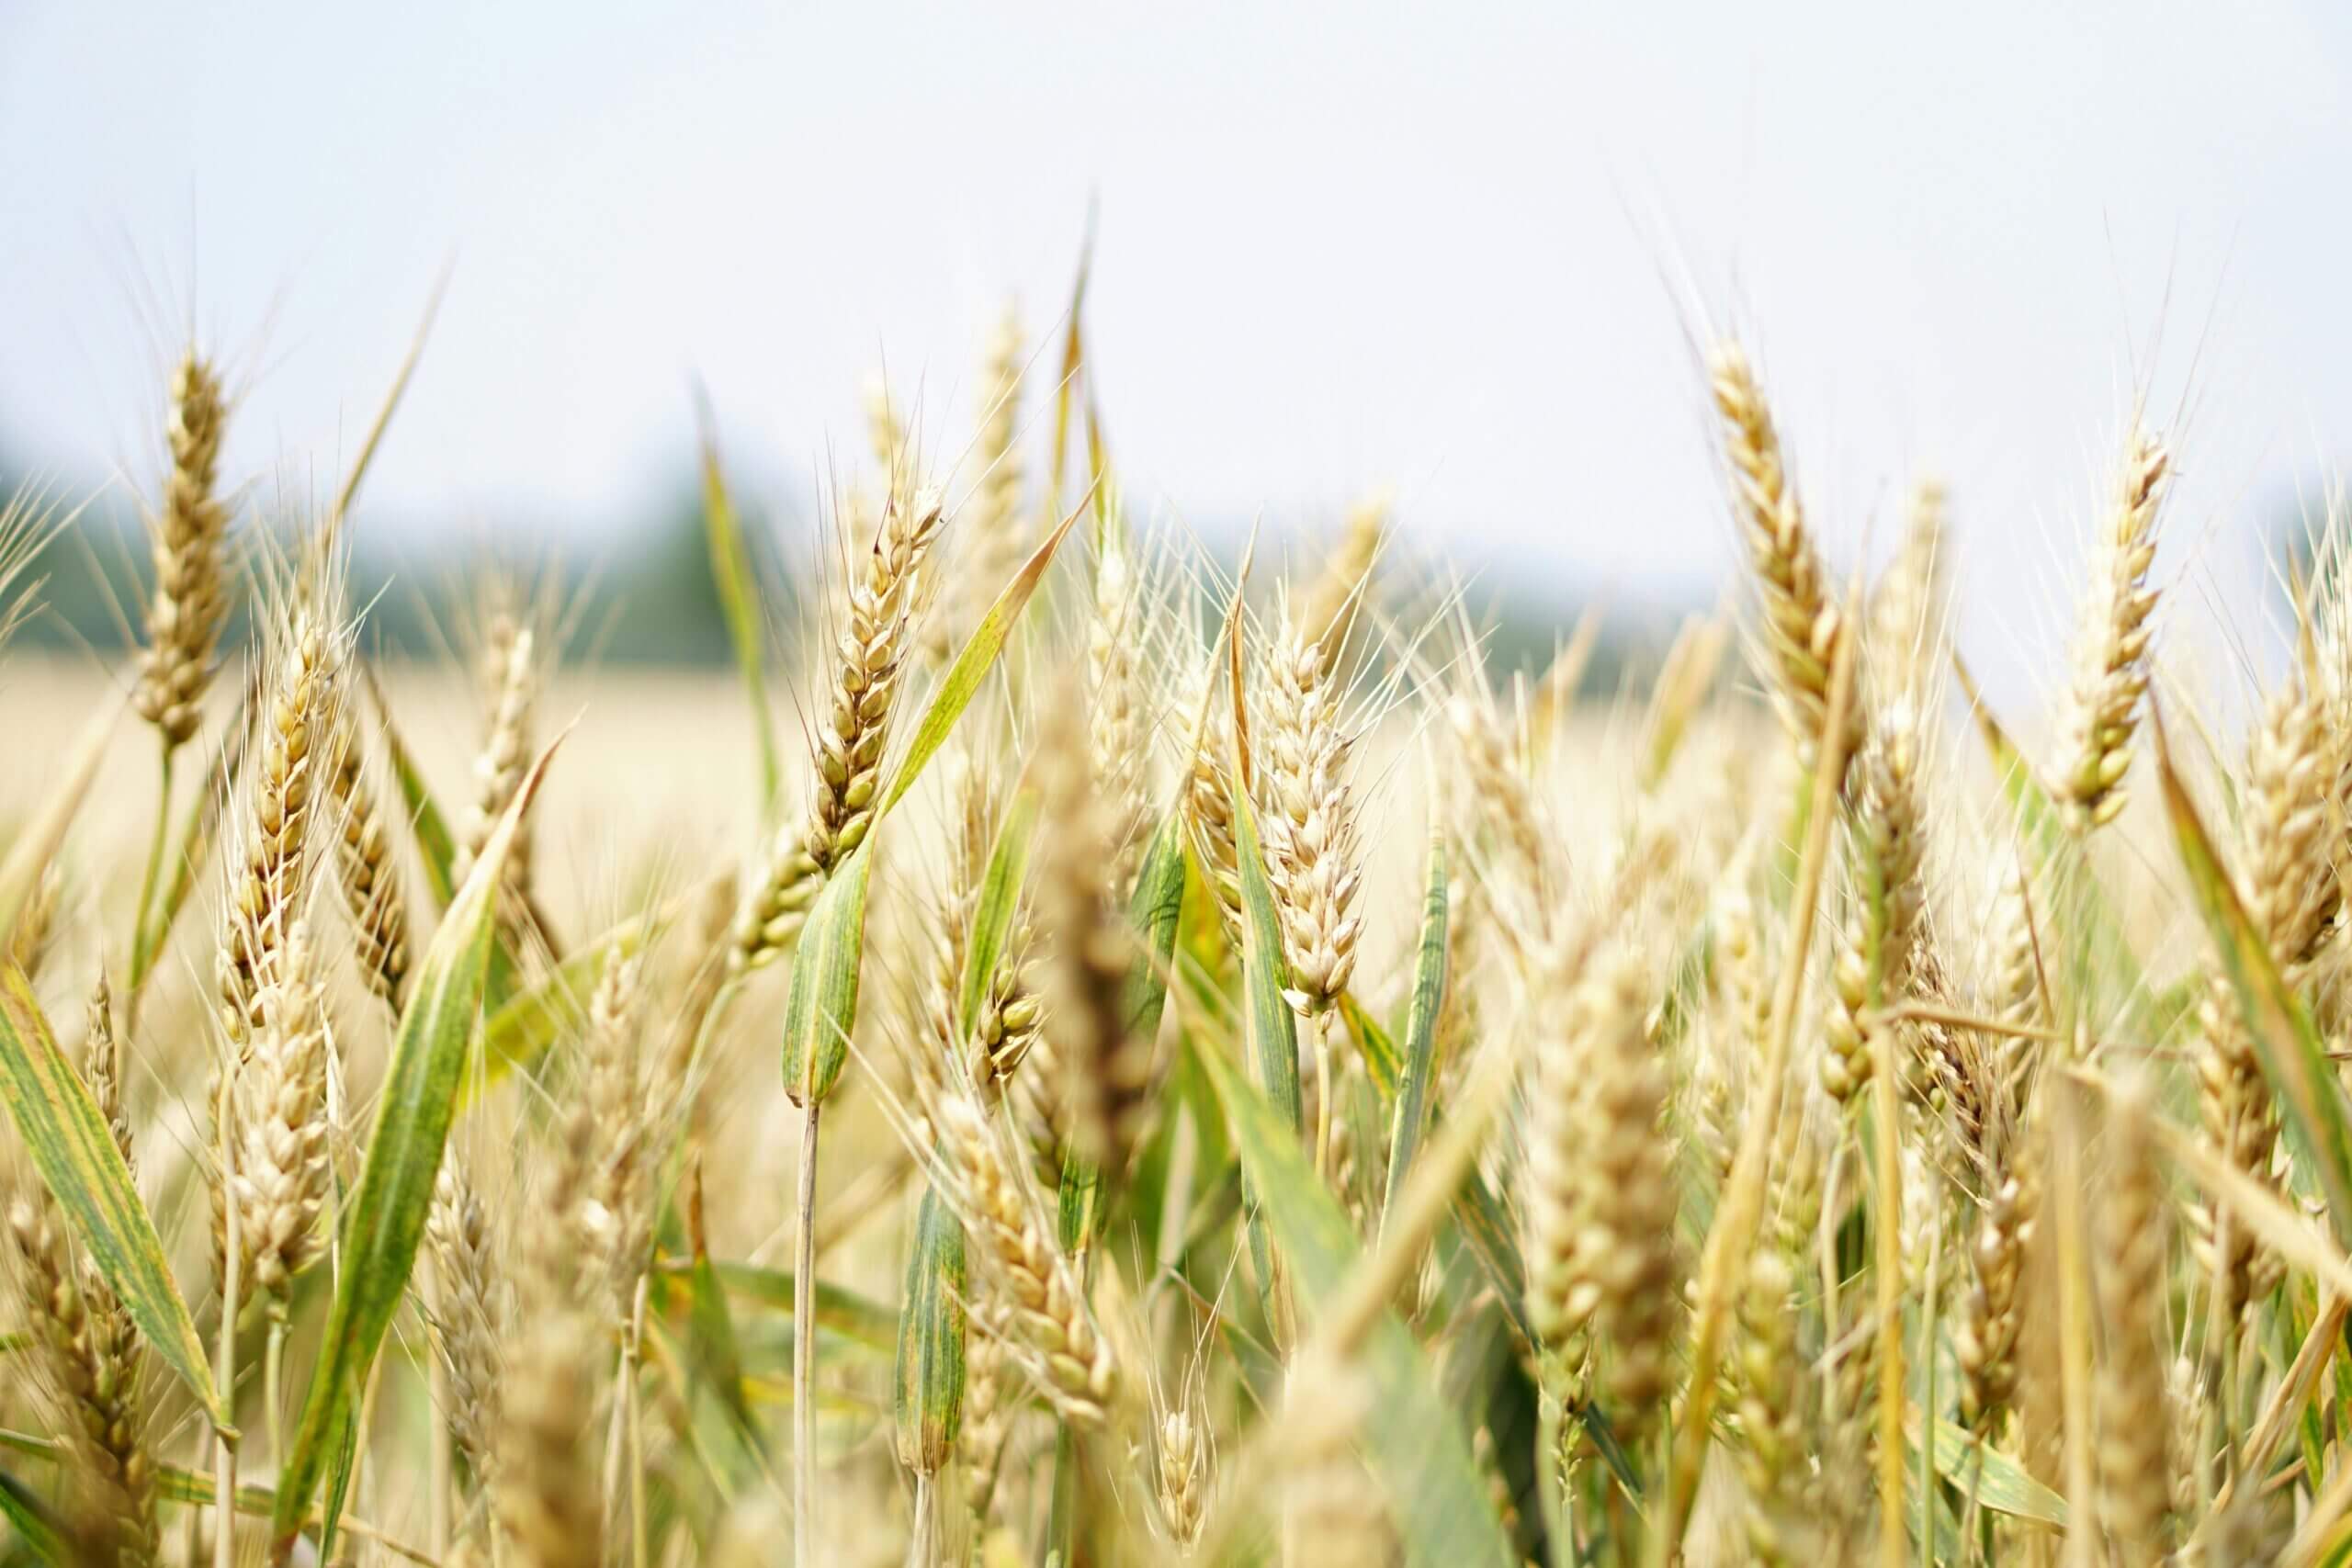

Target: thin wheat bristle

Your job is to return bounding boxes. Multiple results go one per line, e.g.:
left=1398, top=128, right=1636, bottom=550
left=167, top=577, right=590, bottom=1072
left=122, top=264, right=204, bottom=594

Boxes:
left=2054, top=425, right=2170, bottom=830
left=134, top=352, right=233, bottom=750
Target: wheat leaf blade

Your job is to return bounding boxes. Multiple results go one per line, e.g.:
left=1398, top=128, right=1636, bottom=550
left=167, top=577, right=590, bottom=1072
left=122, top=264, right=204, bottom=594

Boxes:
left=1381, top=833, right=1449, bottom=1228
left=694, top=387, right=782, bottom=811
left=365, top=665, right=458, bottom=908
left=2154, top=705, right=2352, bottom=1244
left=959, top=787, right=1039, bottom=1035
left=1122, top=810, right=1187, bottom=1043
left=271, top=737, right=561, bottom=1554
left=882, top=502, right=1085, bottom=819
left=780, top=839, right=873, bottom=1106
left=1190, top=1029, right=1516, bottom=1568
left=0, top=964, right=222, bottom=1424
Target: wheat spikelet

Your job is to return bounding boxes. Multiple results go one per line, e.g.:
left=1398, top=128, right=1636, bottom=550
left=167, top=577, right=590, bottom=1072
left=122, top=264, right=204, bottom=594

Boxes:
left=228, top=921, right=333, bottom=1307
left=216, top=598, right=339, bottom=1045
left=1182, top=664, right=1245, bottom=936
left=8, top=863, right=62, bottom=979
left=2192, top=671, right=2336, bottom=1318
left=326, top=714, right=410, bottom=1010
left=959, top=1313, right=1015, bottom=1534
left=1445, top=676, right=1562, bottom=929
left=730, top=820, right=821, bottom=974
left=1709, top=343, right=1854, bottom=769
left=2094, top=1076, right=2173, bottom=1557
left=1733, top=1249, right=1814, bottom=1567
left=1523, top=944, right=1599, bottom=1349
left=1157, top=1404, right=1209, bottom=1552
left=1297, top=491, right=1386, bottom=664
left=455, top=605, right=540, bottom=915
left=1868, top=476, right=1950, bottom=702
left=1258, top=600, right=1363, bottom=1014
left=945, top=304, right=1028, bottom=656
left=1695, top=877, right=1770, bottom=1190
left=83, top=976, right=131, bottom=1172
left=495, top=1305, right=604, bottom=1568
left=1035, top=683, right=1143, bottom=1175
left=1086, top=519, right=1152, bottom=890
left=570, top=950, right=656, bottom=1326
left=428, top=1158, right=509, bottom=1491
left=134, top=352, right=232, bottom=750
left=1823, top=697, right=1928, bottom=1100
left=6, top=1191, right=157, bottom=1562
left=807, top=487, right=946, bottom=874
left=2053, top=425, right=2169, bottom=830
left=1955, top=1123, right=2039, bottom=1433
left=1572, top=947, right=1678, bottom=1433
left=935, top=1094, right=1118, bottom=1427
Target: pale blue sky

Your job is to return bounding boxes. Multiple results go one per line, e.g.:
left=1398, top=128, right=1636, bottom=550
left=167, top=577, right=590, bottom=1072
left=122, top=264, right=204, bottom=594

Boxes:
left=3, top=2, right=2347, bottom=665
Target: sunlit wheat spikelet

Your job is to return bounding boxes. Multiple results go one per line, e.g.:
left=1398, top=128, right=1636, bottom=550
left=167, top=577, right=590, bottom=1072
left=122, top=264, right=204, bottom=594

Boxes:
left=2053, top=424, right=2169, bottom=830
left=1709, top=342, right=1855, bottom=770
left=134, top=352, right=233, bottom=750
left=1258, top=599, right=1363, bottom=1015
left=228, top=920, right=333, bottom=1307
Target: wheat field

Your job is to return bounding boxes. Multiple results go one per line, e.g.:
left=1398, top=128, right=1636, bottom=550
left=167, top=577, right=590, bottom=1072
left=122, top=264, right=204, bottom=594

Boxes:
left=0, top=295, right=2342, bottom=1568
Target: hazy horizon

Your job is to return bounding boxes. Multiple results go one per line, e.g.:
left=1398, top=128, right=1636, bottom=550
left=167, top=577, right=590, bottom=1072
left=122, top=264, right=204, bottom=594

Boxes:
left=6, top=2, right=2350, bottom=700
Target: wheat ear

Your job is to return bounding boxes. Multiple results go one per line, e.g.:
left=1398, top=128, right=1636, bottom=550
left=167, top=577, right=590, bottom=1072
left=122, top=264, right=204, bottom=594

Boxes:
left=135, top=352, right=233, bottom=750
left=1709, top=343, right=1855, bottom=770
left=2053, top=425, right=2169, bottom=830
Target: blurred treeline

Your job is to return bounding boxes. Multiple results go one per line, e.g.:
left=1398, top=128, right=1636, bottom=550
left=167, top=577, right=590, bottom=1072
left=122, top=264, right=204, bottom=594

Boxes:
left=3, top=452, right=1645, bottom=688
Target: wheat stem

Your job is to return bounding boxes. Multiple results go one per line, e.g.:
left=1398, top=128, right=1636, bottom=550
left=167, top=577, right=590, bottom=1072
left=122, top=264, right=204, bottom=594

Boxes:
left=794, top=1100, right=822, bottom=1568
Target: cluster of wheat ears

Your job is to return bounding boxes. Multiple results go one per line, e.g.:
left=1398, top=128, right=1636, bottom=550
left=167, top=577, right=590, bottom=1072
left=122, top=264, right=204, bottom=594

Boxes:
left=1, top=285, right=2349, bottom=1568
